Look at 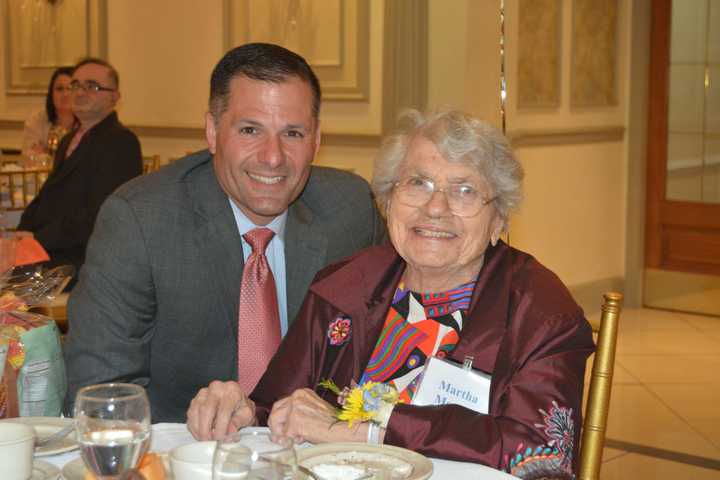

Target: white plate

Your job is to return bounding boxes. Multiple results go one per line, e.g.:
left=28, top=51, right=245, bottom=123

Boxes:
left=0, top=417, right=78, bottom=457
left=62, top=455, right=172, bottom=480
left=32, top=459, right=61, bottom=480
left=298, top=442, right=433, bottom=480
left=60, top=457, right=84, bottom=480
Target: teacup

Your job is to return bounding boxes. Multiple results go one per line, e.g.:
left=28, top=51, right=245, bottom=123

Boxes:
left=170, top=441, right=216, bottom=480
left=0, top=422, right=35, bottom=480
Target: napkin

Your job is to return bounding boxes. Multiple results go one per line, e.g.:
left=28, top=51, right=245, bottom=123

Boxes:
left=13, top=235, right=49, bottom=266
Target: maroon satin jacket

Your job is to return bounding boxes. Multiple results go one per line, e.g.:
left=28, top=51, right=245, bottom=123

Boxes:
left=253, top=241, right=595, bottom=478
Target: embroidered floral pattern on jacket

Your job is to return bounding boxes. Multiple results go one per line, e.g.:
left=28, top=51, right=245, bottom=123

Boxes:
left=327, top=316, right=351, bottom=346
left=537, top=400, right=575, bottom=468
left=504, top=401, right=575, bottom=479
left=506, top=443, right=573, bottom=480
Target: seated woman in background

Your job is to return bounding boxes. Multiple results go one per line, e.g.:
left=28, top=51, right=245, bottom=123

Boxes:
left=22, top=66, right=77, bottom=158
left=187, top=110, right=595, bottom=479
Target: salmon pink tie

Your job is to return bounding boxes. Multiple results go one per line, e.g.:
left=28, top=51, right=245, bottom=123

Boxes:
left=237, top=227, right=281, bottom=393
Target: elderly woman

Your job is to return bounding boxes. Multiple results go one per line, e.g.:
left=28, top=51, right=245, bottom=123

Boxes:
left=187, top=110, right=594, bottom=479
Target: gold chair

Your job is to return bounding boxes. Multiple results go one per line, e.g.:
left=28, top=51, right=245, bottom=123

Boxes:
left=142, top=154, right=161, bottom=174
left=0, top=153, right=23, bottom=169
left=0, top=168, right=50, bottom=210
left=578, top=292, right=623, bottom=480
left=166, top=152, right=195, bottom=164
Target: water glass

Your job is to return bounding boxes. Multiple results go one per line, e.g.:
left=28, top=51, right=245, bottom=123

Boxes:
left=213, top=431, right=298, bottom=480
left=74, top=383, right=151, bottom=480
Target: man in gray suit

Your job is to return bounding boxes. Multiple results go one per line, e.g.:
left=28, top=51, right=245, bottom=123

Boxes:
left=62, top=43, right=386, bottom=423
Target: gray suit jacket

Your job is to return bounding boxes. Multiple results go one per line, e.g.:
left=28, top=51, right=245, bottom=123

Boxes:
left=62, top=151, right=386, bottom=422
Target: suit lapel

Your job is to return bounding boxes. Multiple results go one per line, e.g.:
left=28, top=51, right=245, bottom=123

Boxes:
left=285, top=199, right=328, bottom=325
left=44, top=135, right=87, bottom=187
left=51, top=133, right=72, bottom=173
left=349, top=271, right=402, bottom=381
left=45, top=112, right=118, bottom=187
left=449, top=242, right=511, bottom=375
left=310, top=245, right=405, bottom=382
left=189, top=161, right=244, bottom=340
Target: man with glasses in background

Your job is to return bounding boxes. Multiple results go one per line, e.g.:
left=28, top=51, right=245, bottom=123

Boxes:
left=18, top=57, right=142, bottom=285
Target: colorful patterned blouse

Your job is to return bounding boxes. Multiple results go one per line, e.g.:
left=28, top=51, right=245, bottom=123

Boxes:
left=360, top=279, right=476, bottom=403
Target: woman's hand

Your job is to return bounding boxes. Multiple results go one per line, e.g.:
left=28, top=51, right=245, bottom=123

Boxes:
left=186, top=380, right=256, bottom=441
left=267, top=388, right=368, bottom=444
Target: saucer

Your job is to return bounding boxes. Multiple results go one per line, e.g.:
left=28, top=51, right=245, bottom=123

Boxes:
left=0, top=417, right=77, bottom=457
left=32, top=459, right=60, bottom=480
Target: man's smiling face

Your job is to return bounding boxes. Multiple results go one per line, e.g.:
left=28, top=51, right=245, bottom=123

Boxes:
left=206, top=75, right=320, bottom=226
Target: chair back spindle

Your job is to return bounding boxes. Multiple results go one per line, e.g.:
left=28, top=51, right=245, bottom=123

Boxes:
left=0, top=169, right=50, bottom=210
left=578, top=291, right=623, bottom=480
left=142, top=154, right=161, bottom=174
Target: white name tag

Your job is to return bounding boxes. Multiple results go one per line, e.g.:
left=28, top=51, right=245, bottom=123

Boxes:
left=411, top=356, right=491, bottom=414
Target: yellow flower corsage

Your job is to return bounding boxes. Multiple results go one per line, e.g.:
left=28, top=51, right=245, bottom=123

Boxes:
left=319, top=379, right=401, bottom=428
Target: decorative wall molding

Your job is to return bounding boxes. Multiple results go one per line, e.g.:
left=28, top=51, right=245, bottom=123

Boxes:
left=321, top=132, right=381, bottom=148
left=0, top=119, right=381, bottom=148
left=3, top=121, right=626, bottom=148
left=382, top=0, right=428, bottom=134
left=568, top=275, right=625, bottom=317
left=3, top=0, right=107, bottom=96
left=517, top=0, right=561, bottom=108
left=571, top=0, right=619, bottom=107
left=507, top=125, right=625, bottom=147
left=129, top=125, right=205, bottom=139
left=0, top=119, right=22, bottom=129
left=126, top=125, right=381, bottom=147
left=224, top=0, right=369, bottom=101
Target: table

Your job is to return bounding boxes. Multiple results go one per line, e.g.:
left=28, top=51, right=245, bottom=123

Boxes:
left=44, top=424, right=518, bottom=479
left=29, top=292, right=69, bottom=334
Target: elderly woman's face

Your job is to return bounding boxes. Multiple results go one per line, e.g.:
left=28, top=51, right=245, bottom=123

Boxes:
left=387, top=136, right=503, bottom=283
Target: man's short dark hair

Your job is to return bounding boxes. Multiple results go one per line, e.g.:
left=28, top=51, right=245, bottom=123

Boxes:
left=209, top=43, right=321, bottom=122
left=73, top=57, right=120, bottom=89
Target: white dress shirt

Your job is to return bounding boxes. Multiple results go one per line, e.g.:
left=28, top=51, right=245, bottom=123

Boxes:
left=228, top=199, right=289, bottom=336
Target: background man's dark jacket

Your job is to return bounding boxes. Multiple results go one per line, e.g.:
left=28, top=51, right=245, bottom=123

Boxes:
left=18, top=111, right=142, bottom=275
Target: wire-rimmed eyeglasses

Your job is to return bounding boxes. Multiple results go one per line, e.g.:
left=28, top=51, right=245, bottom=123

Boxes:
left=69, top=80, right=116, bottom=93
left=393, top=176, right=496, bottom=217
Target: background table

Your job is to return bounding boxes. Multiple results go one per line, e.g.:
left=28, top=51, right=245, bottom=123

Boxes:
left=44, top=424, right=518, bottom=479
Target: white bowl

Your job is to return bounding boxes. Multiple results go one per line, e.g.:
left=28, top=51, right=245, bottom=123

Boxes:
left=0, top=422, right=35, bottom=480
left=170, top=441, right=216, bottom=480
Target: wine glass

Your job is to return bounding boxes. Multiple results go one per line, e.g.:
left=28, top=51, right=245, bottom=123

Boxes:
left=213, top=431, right=299, bottom=479
left=74, top=383, right=151, bottom=480
left=0, top=231, right=17, bottom=284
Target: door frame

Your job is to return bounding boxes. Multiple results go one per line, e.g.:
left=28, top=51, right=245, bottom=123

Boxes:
left=645, top=0, right=720, bottom=276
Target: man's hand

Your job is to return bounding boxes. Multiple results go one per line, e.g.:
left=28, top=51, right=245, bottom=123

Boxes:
left=186, top=381, right=256, bottom=440
left=268, top=388, right=368, bottom=444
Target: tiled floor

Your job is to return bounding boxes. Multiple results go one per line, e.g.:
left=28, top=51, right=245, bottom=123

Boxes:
left=591, top=307, right=720, bottom=479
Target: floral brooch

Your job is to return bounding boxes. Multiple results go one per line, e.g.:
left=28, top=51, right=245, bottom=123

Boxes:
left=327, top=316, right=352, bottom=346
left=318, top=379, right=401, bottom=428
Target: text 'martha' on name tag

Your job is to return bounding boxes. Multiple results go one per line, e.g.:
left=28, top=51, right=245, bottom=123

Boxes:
left=411, top=355, right=491, bottom=414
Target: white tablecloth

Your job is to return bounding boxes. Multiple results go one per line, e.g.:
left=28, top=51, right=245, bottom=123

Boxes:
left=43, top=423, right=517, bottom=480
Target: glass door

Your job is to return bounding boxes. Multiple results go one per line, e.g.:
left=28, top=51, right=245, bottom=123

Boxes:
left=644, top=0, right=720, bottom=316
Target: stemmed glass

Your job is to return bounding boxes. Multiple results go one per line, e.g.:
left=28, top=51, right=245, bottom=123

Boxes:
left=212, top=431, right=299, bottom=479
left=74, top=383, right=151, bottom=480
left=0, top=231, right=16, bottom=284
